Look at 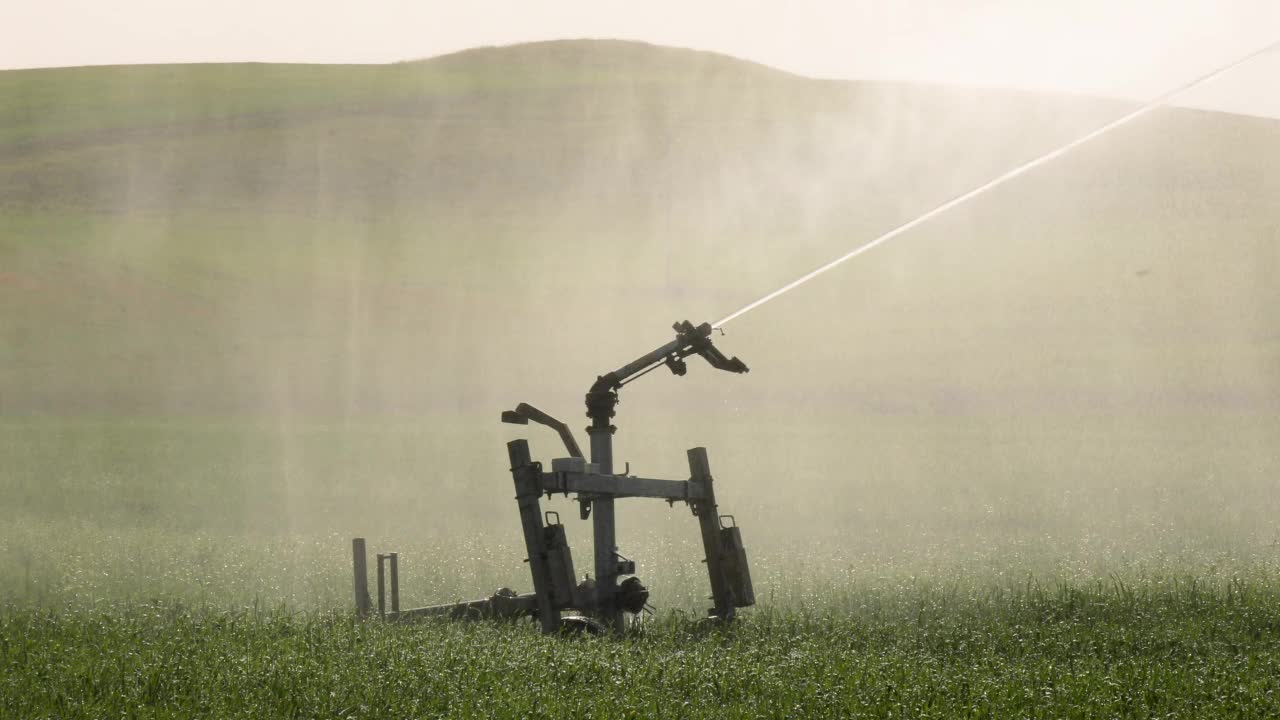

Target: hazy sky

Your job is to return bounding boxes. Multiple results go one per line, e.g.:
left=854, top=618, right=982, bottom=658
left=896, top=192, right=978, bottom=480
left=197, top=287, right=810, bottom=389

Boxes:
left=4, top=1, right=1278, bottom=118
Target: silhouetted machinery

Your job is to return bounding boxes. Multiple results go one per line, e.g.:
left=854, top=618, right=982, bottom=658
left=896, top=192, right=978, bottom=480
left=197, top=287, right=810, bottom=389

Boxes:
left=351, top=321, right=755, bottom=634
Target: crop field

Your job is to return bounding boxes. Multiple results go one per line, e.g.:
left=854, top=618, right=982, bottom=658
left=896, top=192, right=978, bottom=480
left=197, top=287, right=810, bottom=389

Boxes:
left=6, top=571, right=1280, bottom=717
left=5, top=421, right=1280, bottom=718
left=2, top=420, right=1279, bottom=720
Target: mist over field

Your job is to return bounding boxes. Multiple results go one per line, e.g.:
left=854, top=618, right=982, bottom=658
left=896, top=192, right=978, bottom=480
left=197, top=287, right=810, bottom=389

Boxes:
left=2, top=40, right=1278, bottom=613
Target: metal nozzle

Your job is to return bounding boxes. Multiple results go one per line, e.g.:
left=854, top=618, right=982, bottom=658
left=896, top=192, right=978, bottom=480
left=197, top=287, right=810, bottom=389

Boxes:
left=501, top=404, right=583, bottom=458
left=501, top=410, right=529, bottom=425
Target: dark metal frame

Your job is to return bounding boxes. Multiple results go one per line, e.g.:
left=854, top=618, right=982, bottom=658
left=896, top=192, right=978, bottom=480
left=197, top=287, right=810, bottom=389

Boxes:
left=352, top=321, right=754, bottom=634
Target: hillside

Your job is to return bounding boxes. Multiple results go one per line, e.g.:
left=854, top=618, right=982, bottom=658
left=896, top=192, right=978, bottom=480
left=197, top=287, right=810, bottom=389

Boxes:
left=1, top=39, right=1277, bottom=542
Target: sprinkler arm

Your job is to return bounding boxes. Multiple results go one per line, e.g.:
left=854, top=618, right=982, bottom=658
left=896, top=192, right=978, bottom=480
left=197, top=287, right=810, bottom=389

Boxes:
left=586, top=321, right=749, bottom=428
left=612, top=321, right=748, bottom=379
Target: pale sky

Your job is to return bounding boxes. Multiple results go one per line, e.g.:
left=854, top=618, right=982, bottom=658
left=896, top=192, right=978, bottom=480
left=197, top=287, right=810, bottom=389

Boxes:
left=4, top=1, right=1279, bottom=118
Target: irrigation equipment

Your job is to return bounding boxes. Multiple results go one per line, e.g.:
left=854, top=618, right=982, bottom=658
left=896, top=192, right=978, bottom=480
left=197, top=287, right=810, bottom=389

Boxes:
left=352, top=321, right=754, bottom=634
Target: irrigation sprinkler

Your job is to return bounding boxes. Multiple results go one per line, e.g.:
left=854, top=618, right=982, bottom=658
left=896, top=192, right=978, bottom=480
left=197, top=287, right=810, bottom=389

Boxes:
left=352, top=321, right=755, bottom=634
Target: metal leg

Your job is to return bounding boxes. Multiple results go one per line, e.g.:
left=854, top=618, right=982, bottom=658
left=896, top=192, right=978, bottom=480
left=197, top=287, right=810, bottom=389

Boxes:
left=689, top=447, right=734, bottom=620
left=592, top=497, right=623, bottom=633
left=509, top=440, right=560, bottom=634
left=588, top=427, right=624, bottom=633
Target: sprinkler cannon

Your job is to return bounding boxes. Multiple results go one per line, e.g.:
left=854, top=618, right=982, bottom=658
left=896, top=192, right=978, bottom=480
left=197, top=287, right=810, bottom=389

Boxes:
left=352, top=321, right=754, bottom=634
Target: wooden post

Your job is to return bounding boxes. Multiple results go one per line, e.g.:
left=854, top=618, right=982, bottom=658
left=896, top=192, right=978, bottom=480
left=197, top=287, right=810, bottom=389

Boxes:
left=688, top=447, right=734, bottom=620
left=352, top=538, right=371, bottom=617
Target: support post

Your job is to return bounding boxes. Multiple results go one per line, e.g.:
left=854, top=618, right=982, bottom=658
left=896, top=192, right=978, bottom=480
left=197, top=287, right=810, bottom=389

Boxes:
left=689, top=447, right=734, bottom=619
left=389, top=552, right=400, bottom=614
left=588, top=426, right=624, bottom=634
left=352, top=538, right=371, bottom=617
left=509, top=439, right=560, bottom=634
left=376, top=554, right=387, bottom=619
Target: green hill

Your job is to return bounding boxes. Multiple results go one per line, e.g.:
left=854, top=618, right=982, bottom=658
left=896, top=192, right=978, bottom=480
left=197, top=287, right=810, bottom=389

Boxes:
left=1, top=39, right=1277, bottom=548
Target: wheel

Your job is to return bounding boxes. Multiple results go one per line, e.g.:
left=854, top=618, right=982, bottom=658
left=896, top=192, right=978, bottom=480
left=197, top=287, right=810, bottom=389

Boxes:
left=558, top=615, right=607, bottom=636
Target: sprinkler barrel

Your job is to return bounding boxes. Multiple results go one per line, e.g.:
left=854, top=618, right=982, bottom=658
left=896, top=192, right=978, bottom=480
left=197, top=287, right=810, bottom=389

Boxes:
left=585, top=320, right=749, bottom=430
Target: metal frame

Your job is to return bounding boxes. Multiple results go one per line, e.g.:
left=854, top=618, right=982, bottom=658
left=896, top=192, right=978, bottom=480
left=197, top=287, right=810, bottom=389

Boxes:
left=351, top=320, right=755, bottom=634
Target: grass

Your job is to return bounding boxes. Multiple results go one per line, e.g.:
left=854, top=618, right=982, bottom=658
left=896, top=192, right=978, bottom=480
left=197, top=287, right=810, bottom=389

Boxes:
left=5, top=483, right=1280, bottom=718
left=5, top=579, right=1280, bottom=718
left=4, top=417, right=1279, bottom=718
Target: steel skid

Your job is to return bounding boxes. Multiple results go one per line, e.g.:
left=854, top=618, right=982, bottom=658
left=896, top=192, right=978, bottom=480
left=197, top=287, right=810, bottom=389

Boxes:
left=352, top=321, right=755, bottom=634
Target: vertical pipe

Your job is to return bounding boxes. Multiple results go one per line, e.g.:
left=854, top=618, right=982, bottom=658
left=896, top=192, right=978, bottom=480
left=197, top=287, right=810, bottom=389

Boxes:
left=389, top=552, right=400, bottom=614
left=376, top=554, right=386, bottom=620
left=509, top=439, right=560, bottom=634
left=588, top=427, right=624, bottom=634
left=352, top=538, right=371, bottom=617
left=689, top=447, right=734, bottom=619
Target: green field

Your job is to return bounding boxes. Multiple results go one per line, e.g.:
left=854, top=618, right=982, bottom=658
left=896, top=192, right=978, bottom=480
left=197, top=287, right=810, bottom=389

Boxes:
left=3, top=40, right=1280, bottom=717
left=7, top=581, right=1280, bottom=718
left=5, top=414, right=1280, bottom=717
